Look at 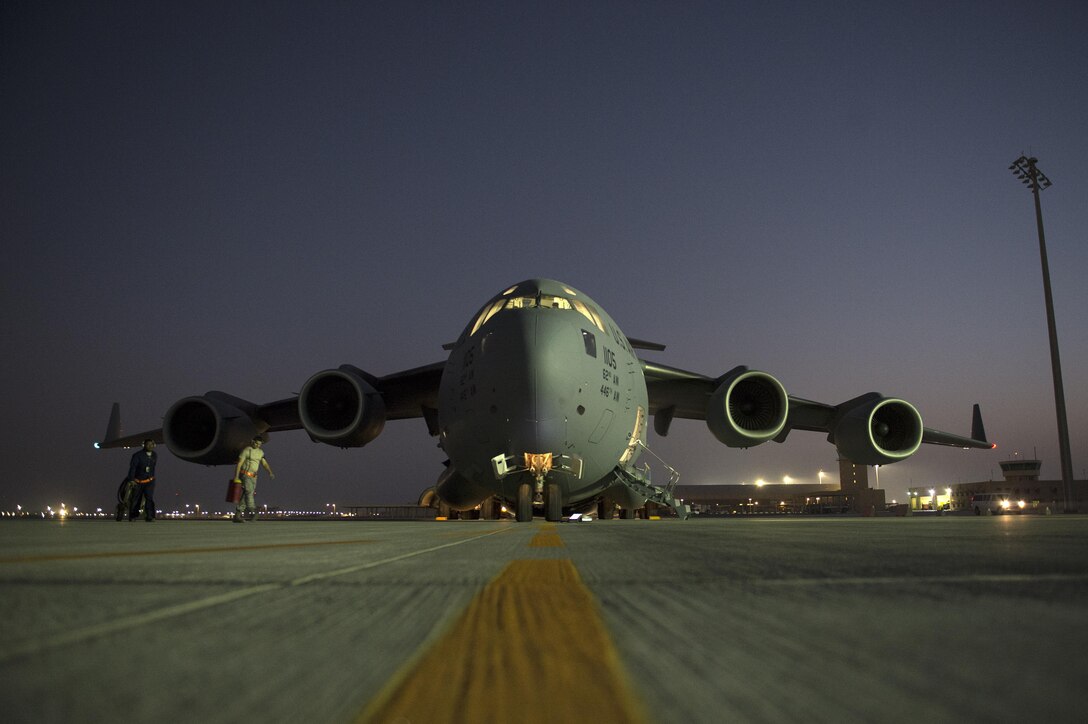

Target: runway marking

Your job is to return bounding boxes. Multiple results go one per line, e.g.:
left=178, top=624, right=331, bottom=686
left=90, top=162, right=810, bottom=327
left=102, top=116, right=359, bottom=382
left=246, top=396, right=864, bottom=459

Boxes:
left=360, top=558, right=645, bottom=723
left=0, top=527, right=512, bottom=664
left=529, top=531, right=564, bottom=547
left=0, top=538, right=382, bottom=564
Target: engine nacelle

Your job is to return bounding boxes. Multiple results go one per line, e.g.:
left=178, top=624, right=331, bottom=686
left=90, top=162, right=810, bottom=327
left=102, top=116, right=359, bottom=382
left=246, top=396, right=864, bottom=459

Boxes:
left=434, top=465, right=492, bottom=511
left=832, top=396, right=922, bottom=465
left=706, top=368, right=788, bottom=448
left=163, top=394, right=258, bottom=465
left=299, top=365, right=386, bottom=447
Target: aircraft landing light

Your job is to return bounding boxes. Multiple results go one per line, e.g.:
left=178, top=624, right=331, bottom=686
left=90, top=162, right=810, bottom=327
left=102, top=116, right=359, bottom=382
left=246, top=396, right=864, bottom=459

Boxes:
left=525, top=452, right=554, bottom=477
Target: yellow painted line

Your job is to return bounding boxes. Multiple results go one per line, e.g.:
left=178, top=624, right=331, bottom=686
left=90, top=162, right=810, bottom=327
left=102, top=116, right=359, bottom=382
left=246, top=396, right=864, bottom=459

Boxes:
left=529, top=531, right=564, bottom=547
left=0, top=538, right=379, bottom=564
left=359, top=559, right=646, bottom=723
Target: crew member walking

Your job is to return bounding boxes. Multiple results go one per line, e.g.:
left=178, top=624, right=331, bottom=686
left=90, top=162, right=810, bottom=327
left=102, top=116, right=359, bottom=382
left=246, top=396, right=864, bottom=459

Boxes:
left=128, top=439, right=158, bottom=522
left=233, top=437, right=274, bottom=522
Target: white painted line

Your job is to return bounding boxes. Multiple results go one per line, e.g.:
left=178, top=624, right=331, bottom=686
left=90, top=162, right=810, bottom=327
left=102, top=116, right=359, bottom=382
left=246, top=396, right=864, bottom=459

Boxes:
left=1, top=527, right=511, bottom=663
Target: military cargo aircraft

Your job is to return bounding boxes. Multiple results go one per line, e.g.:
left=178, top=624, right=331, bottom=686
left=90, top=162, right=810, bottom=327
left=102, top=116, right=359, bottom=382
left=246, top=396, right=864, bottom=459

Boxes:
left=98, top=279, right=994, bottom=521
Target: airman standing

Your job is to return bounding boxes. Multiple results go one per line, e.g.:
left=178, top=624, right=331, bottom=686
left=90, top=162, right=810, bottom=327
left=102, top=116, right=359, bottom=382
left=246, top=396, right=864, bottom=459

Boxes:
left=127, top=439, right=158, bottom=522
left=233, top=437, right=274, bottom=522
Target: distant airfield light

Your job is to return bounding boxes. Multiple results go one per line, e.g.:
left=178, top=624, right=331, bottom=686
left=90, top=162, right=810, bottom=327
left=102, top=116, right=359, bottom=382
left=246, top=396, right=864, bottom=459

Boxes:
left=756, top=479, right=766, bottom=487
left=783, top=475, right=793, bottom=484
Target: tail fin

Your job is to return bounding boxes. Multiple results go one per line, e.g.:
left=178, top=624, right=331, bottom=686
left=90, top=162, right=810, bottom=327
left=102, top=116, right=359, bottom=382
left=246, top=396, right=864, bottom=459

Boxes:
left=971, top=404, right=988, bottom=444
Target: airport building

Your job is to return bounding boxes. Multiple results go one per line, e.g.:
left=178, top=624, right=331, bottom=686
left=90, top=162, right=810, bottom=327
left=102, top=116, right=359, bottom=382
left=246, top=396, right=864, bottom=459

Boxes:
left=907, top=458, right=1088, bottom=513
left=672, top=458, right=887, bottom=515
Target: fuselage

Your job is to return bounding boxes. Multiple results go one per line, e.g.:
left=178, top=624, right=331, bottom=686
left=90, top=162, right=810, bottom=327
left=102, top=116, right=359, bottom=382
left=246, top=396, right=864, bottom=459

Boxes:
left=437, top=280, right=648, bottom=510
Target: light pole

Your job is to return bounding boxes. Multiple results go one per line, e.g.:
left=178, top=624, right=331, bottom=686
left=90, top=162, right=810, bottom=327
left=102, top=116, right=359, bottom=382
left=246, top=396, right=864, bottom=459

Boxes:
left=1008, top=155, right=1075, bottom=511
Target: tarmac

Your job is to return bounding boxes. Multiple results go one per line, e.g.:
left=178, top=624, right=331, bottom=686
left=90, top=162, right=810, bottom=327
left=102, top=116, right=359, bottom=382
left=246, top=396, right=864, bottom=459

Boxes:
left=1, top=514, right=1087, bottom=723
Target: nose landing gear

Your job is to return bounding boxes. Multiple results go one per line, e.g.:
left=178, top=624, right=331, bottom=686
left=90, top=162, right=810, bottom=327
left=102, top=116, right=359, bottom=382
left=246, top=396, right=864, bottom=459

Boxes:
left=514, top=479, right=562, bottom=522
left=495, top=451, right=581, bottom=522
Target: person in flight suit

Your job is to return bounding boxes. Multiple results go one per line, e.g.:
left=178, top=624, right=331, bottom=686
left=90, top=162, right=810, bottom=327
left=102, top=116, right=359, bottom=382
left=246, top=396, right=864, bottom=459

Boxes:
left=232, top=437, right=274, bottom=522
left=127, top=439, right=158, bottom=522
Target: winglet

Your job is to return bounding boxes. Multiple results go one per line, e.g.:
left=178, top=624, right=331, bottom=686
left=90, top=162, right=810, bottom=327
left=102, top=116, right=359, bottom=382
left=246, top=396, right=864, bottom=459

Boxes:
left=99, top=402, right=122, bottom=447
left=971, top=404, right=994, bottom=447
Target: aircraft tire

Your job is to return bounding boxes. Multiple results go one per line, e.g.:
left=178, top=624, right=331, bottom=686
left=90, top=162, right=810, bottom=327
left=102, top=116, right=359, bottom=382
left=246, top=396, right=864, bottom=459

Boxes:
left=516, top=483, right=533, bottom=522
left=621, top=508, right=636, bottom=520
left=545, top=483, right=561, bottom=522
left=597, top=500, right=614, bottom=520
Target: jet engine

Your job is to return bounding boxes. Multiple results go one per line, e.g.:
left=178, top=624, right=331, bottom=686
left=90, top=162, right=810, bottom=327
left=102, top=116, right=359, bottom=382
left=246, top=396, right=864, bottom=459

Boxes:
left=298, top=365, right=386, bottom=447
left=705, top=367, right=789, bottom=447
left=163, top=393, right=259, bottom=465
left=433, top=465, right=492, bottom=511
left=831, top=395, right=923, bottom=465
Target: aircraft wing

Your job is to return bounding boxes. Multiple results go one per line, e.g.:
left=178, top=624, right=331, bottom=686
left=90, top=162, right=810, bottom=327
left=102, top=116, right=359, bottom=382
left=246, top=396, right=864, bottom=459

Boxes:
left=97, top=361, right=446, bottom=451
left=641, top=359, right=993, bottom=453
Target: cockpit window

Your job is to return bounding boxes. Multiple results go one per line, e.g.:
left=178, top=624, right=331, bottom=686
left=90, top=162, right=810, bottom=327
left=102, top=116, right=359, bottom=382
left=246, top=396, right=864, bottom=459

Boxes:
left=469, top=299, right=506, bottom=336
left=571, top=299, right=605, bottom=332
left=469, top=292, right=607, bottom=337
left=539, top=295, right=572, bottom=310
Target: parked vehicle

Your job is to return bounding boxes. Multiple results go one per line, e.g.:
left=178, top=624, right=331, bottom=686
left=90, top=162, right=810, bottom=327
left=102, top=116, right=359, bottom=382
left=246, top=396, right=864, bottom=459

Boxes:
left=970, top=493, right=1026, bottom=515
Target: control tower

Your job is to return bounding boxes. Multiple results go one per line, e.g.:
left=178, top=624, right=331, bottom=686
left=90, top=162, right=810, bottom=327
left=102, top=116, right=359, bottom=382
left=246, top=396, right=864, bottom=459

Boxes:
left=999, top=458, right=1042, bottom=483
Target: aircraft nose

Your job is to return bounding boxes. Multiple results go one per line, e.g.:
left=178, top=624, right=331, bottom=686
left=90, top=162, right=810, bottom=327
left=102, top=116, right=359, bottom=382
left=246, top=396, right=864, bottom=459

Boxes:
left=440, top=304, right=591, bottom=482
left=492, top=309, right=579, bottom=452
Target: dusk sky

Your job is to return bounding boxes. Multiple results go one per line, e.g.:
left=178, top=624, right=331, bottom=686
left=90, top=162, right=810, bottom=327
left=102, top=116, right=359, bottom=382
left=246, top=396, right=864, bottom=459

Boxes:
left=3, top=1, right=1086, bottom=512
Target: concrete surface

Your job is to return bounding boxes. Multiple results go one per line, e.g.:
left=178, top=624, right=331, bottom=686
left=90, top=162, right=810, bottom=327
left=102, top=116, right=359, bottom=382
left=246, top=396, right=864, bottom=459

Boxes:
left=1, top=516, right=1086, bottom=723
